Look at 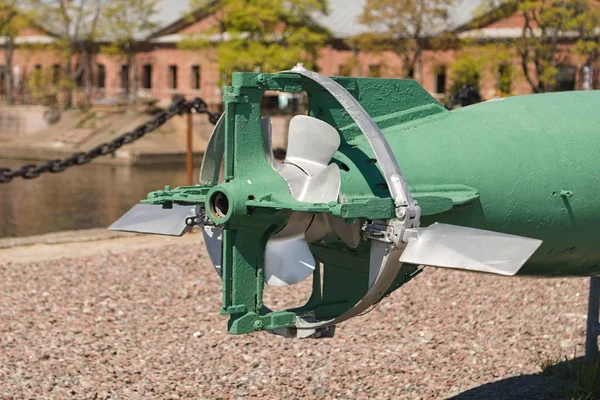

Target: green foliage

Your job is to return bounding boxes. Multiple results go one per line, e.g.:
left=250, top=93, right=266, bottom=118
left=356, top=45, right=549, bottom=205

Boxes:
left=181, top=0, right=330, bottom=82
left=450, top=53, right=485, bottom=92
left=497, top=63, right=514, bottom=95
left=541, top=355, right=600, bottom=400
left=477, top=0, right=600, bottom=93
left=26, top=68, right=52, bottom=104
left=21, top=0, right=105, bottom=106
left=0, top=1, right=30, bottom=104
left=450, top=43, right=517, bottom=97
left=0, top=0, right=19, bottom=35
left=101, top=0, right=159, bottom=56
left=357, top=0, right=457, bottom=79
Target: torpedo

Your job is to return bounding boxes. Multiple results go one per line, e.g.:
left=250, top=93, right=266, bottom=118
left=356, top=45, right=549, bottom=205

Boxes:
left=110, top=65, right=600, bottom=338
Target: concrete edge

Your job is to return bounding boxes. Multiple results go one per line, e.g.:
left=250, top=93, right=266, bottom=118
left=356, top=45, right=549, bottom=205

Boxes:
left=0, top=228, right=141, bottom=250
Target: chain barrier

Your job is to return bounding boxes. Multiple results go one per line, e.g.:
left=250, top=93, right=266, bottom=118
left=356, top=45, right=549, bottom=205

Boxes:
left=0, top=98, right=221, bottom=184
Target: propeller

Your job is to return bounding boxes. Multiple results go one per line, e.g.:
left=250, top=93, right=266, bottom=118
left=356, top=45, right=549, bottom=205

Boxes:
left=261, top=115, right=342, bottom=286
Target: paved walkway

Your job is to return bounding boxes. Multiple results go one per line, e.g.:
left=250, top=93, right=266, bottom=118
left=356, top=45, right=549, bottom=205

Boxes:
left=0, top=228, right=202, bottom=264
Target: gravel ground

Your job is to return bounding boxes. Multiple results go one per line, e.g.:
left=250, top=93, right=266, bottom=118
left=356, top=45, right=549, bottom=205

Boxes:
left=0, top=235, right=590, bottom=399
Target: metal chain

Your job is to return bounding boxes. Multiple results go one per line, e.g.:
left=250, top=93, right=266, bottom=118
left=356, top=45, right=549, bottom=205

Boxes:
left=0, top=98, right=221, bottom=184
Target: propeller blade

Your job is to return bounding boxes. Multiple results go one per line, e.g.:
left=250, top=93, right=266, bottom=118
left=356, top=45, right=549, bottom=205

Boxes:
left=327, top=215, right=361, bottom=248
left=285, top=115, right=340, bottom=177
left=261, top=117, right=275, bottom=166
left=108, top=204, right=196, bottom=236
left=299, top=163, right=341, bottom=203
left=399, top=223, right=543, bottom=276
left=275, top=162, right=340, bottom=203
left=202, top=225, right=223, bottom=278
left=264, top=213, right=315, bottom=287
left=264, top=234, right=316, bottom=287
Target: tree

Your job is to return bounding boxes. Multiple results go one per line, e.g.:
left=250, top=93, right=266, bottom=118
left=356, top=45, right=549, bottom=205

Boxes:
left=358, top=0, right=456, bottom=82
left=479, top=0, right=600, bottom=93
left=101, top=0, right=158, bottom=101
left=0, top=0, right=22, bottom=104
left=450, top=52, right=485, bottom=92
left=25, top=0, right=105, bottom=106
left=181, top=0, right=330, bottom=82
left=518, top=0, right=598, bottom=92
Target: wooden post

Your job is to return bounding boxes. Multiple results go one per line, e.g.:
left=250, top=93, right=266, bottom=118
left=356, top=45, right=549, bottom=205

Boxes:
left=586, top=276, right=600, bottom=361
left=186, top=111, right=194, bottom=186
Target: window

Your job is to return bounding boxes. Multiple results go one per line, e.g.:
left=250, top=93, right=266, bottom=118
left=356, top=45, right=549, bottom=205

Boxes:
left=97, top=64, right=106, bottom=89
left=191, top=65, right=201, bottom=90
left=52, top=64, right=61, bottom=84
left=367, top=64, right=381, bottom=78
left=34, top=64, right=41, bottom=71
left=435, top=66, right=447, bottom=93
left=169, top=65, right=178, bottom=89
left=407, top=67, right=415, bottom=79
left=142, top=64, right=152, bottom=89
left=121, top=65, right=130, bottom=90
left=0, top=69, right=5, bottom=95
left=75, top=63, right=84, bottom=87
left=554, top=65, right=576, bottom=92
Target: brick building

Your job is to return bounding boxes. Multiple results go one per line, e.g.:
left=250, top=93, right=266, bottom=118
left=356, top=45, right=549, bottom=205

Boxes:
left=0, top=0, right=595, bottom=108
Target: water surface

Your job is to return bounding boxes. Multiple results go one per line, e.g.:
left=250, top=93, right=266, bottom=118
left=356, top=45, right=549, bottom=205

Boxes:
left=0, top=159, right=195, bottom=237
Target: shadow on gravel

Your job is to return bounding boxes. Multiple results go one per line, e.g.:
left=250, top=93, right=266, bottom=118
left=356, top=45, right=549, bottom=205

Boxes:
left=450, top=358, right=586, bottom=400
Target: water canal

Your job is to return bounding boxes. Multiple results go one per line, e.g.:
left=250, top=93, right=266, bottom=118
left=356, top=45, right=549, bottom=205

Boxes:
left=0, top=159, right=195, bottom=237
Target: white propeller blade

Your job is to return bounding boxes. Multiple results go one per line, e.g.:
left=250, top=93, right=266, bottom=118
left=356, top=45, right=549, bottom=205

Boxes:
left=260, top=116, right=343, bottom=286
left=264, top=234, right=316, bottom=287
left=285, top=115, right=340, bottom=176
left=264, top=213, right=316, bottom=287
left=400, top=223, right=543, bottom=276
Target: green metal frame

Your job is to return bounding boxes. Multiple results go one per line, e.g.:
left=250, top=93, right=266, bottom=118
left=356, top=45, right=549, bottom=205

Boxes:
left=140, top=72, right=448, bottom=334
left=140, top=72, right=600, bottom=334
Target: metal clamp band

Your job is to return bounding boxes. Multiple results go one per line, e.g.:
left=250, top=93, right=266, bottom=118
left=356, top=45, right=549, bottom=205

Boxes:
left=280, top=65, right=421, bottom=221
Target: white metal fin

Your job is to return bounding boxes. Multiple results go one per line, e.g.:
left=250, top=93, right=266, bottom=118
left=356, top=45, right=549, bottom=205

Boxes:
left=199, top=114, right=225, bottom=185
left=108, top=204, right=196, bottom=236
left=264, top=213, right=315, bottom=287
left=400, top=223, right=543, bottom=276
left=285, top=115, right=340, bottom=177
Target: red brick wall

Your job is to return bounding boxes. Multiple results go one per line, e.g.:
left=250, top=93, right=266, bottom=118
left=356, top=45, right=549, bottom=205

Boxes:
left=3, top=42, right=591, bottom=107
left=1, top=9, right=594, bottom=108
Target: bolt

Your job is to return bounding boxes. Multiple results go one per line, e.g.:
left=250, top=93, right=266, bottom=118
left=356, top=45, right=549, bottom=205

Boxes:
left=396, top=208, right=406, bottom=218
left=560, top=190, right=574, bottom=198
left=257, top=74, right=266, bottom=86
left=253, top=320, right=264, bottom=330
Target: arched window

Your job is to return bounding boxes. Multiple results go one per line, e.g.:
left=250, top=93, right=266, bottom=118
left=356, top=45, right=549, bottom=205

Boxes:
left=435, top=65, right=447, bottom=93
left=554, top=65, right=576, bottom=92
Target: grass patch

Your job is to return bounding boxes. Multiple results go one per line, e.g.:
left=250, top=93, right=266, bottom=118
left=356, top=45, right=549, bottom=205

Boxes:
left=541, top=355, right=600, bottom=399
left=74, top=111, right=97, bottom=129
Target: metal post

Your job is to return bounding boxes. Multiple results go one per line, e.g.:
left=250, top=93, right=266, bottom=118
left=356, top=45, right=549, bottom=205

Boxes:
left=585, top=276, right=600, bottom=361
left=186, top=111, right=194, bottom=186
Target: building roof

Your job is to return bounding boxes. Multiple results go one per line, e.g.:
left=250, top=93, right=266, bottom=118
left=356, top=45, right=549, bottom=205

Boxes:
left=14, top=0, right=492, bottom=42
left=311, top=0, right=490, bottom=39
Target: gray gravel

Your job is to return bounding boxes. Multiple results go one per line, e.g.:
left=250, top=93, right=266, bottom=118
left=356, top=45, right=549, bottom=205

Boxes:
left=0, top=239, right=589, bottom=399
